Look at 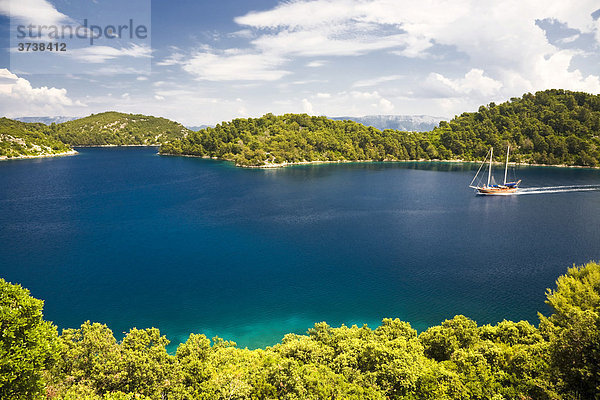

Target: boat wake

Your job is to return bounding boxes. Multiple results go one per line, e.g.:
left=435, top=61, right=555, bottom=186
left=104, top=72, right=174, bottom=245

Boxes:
left=515, top=185, right=600, bottom=195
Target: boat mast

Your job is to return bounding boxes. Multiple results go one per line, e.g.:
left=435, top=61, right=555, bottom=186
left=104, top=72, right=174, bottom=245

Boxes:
left=487, top=147, right=493, bottom=187
left=504, top=146, right=509, bottom=185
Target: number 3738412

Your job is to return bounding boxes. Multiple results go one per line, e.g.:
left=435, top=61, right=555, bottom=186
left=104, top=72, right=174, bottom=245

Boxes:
left=17, top=42, right=66, bottom=51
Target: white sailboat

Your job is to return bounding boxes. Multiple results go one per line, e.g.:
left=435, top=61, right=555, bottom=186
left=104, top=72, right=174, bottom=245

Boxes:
left=469, top=146, right=521, bottom=195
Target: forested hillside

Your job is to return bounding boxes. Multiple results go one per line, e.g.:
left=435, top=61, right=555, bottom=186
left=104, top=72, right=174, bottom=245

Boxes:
left=0, top=112, right=190, bottom=158
left=53, top=112, right=191, bottom=146
left=160, top=113, right=445, bottom=166
left=435, top=89, right=600, bottom=166
left=0, top=118, right=73, bottom=159
left=161, top=90, right=600, bottom=167
left=1, top=262, right=599, bottom=399
left=3, top=89, right=599, bottom=164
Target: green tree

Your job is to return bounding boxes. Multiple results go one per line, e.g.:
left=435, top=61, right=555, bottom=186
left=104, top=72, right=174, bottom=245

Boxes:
left=419, top=315, right=480, bottom=361
left=540, top=262, right=600, bottom=399
left=119, top=327, right=179, bottom=398
left=0, top=278, right=59, bottom=399
left=57, top=322, right=122, bottom=394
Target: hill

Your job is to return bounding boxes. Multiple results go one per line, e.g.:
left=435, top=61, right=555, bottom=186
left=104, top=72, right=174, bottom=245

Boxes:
left=53, top=111, right=192, bottom=146
left=161, top=90, right=600, bottom=167
left=0, top=118, right=74, bottom=159
left=433, top=89, right=600, bottom=166
left=159, top=113, right=442, bottom=167
left=330, top=114, right=446, bottom=132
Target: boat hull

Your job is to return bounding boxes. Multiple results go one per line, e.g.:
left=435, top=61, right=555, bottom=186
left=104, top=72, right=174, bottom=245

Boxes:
left=475, top=187, right=519, bottom=196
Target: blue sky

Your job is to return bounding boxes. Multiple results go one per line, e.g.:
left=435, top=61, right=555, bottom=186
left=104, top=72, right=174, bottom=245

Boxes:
left=0, top=0, right=599, bottom=125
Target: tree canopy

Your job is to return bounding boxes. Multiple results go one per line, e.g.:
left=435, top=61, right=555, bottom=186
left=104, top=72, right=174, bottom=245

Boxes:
left=0, top=278, right=59, bottom=400
left=159, top=112, right=447, bottom=167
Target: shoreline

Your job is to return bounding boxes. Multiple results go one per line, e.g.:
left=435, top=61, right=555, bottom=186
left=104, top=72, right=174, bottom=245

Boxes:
left=0, top=149, right=78, bottom=161
left=159, top=152, right=600, bottom=170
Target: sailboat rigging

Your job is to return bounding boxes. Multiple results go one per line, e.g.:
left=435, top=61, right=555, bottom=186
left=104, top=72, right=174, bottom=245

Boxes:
left=469, top=146, right=521, bottom=195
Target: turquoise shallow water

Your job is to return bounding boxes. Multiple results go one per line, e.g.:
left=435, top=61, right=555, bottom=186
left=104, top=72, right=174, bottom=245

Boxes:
left=1, top=147, right=599, bottom=349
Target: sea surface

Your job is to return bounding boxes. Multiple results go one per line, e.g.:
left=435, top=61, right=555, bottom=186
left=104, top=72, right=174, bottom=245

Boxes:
left=1, top=147, right=599, bottom=349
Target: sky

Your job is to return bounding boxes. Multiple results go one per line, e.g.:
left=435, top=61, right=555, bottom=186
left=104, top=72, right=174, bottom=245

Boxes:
left=0, top=0, right=599, bottom=125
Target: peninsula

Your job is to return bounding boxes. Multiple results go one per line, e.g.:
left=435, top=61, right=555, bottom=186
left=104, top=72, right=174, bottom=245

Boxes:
left=0, top=112, right=191, bottom=160
left=0, top=118, right=74, bottom=160
left=159, top=89, right=600, bottom=168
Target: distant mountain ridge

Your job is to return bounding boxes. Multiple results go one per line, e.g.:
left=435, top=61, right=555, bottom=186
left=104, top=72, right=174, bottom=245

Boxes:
left=330, top=115, right=446, bottom=132
left=185, top=125, right=214, bottom=131
left=14, top=116, right=77, bottom=125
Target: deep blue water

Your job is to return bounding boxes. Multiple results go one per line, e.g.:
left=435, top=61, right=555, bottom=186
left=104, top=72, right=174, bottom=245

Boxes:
left=1, top=147, right=599, bottom=349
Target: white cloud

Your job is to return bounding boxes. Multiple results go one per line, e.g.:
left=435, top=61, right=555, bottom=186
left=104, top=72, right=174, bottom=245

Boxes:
left=350, top=90, right=382, bottom=100
left=92, top=66, right=150, bottom=76
left=234, top=0, right=440, bottom=57
left=558, top=34, right=580, bottom=44
left=306, top=60, right=327, bottom=67
left=234, top=0, right=357, bottom=29
left=6, top=0, right=599, bottom=125
left=233, top=0, right=600, bottom=95
left=353, top=74, right=404, bottom=88
left=531, top=50, right=600, bottom=92
left=68, top=44, right=152, bottom=63
left=425, top=69, right=503, bottom=98
left=0, top=0, right=68, bottom=26
left=292, top=90, right=398, bottom=117
left=166, top=0, right=600, bottom=93
left=156, top=52, right=186, bottom=66
left=181, top=48, right=290, bottom=81
left=250, top=29, right=408, bottom=57
left=136, top=76, right=148, bottom=81
left=237, top=105, right=250, bottom=116
left=378, top=98, right=394, bottom=113
left=0, top=69, right=82, bottom=116
left=291, top=79, right=328, bottom=85
left=389, top=35, right=434, bottom=58
left=155, top=89, right=195, bottom=97
left=302, top=98, right=314, bottom=114
left=229, top=29, right=255, bottom=39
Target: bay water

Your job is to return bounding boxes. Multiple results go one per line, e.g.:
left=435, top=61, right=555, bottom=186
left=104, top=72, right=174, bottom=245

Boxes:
left=1, top=147, right=599, bottom=349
